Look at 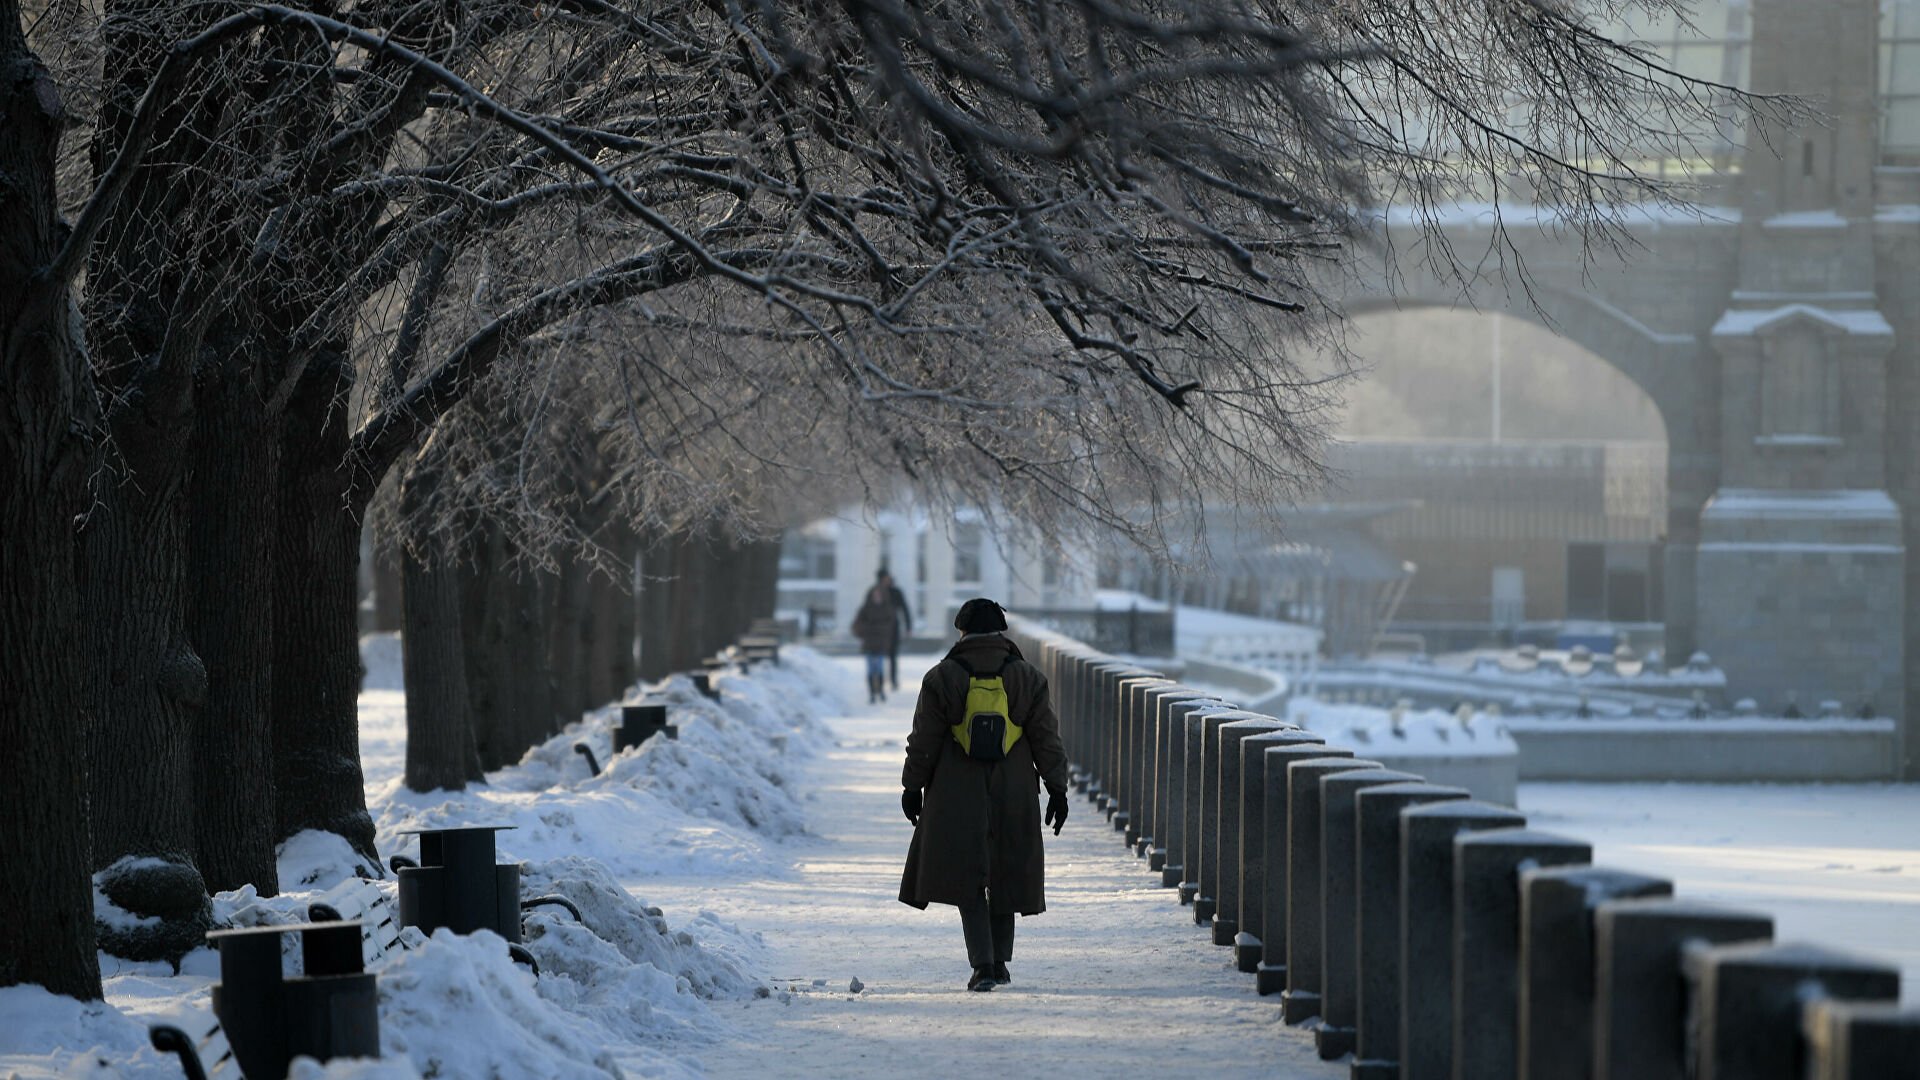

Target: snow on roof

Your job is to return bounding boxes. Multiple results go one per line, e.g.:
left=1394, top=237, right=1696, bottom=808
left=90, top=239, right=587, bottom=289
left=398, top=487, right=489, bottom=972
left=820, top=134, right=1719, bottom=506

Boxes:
left=1711, top=303, right=1893, bottom=338
left=1702, top=488, right=1900, bottom=521
left=1761, top=209, right=1850, bottom=230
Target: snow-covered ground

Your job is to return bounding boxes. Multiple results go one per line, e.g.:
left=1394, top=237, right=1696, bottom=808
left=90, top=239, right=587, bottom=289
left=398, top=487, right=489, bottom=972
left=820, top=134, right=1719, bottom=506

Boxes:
left=5, top=647, right=1916, bottom=1077
left=1, top=641, right=845, bottom=1079
left=648, top=653, right=1337, bottom=1078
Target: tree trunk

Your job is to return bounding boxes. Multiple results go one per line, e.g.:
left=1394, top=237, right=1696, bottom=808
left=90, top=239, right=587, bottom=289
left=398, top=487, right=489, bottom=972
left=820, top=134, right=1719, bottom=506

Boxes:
left=80, top=376, right=210, bottom=964
left=607, top=528, right=639, bottom=698
left=400, top=458, right=476, bottom=792
left=635, top=530, right=675, bottom=681
left=510, top=566, right=557, bottom=754
left=0, top=4, right=104, bottom=997
left=272, top=359, right=378, bottom=870
left=371, top=538, right=404, bottom=632
left=665, top=533, right=707, bottom=673
left=548, top=554, right=591, bottom=725
left=460, top=523, right=511, bottom=771
left=185, top=374, right=281, bottom=895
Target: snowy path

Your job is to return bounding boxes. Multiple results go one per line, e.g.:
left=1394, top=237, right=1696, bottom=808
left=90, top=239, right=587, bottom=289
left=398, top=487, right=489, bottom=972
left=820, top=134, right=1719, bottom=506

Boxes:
left=645, top=655, right=1336, bottom=1079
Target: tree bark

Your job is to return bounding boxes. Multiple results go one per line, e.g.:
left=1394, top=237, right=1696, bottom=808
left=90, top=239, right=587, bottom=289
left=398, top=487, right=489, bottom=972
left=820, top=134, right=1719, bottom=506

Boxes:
left=0, top=3, right=104, bottom=998
left=79, top=359, right=209, bottom=964
left=271, top=358, right=378, bottom=869
left=460, top=522, right=511, bottom=772
left=185, top=373, right=281, bottom=895
left=547, top=553, right=592, bottom=725
left=400, top=456, right=476, bottom=792
left=510, top=565, right=558, bottom=753
left=635, top=530, right=675, bottom=682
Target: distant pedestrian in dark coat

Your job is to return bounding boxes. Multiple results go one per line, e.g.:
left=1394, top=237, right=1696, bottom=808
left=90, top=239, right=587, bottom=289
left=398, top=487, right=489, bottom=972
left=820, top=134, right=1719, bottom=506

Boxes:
left=875, top=569, right=912, bottom=690
left=898, top=598, right=1071, bottom=991
left=851, top=585, right=898, bottom=704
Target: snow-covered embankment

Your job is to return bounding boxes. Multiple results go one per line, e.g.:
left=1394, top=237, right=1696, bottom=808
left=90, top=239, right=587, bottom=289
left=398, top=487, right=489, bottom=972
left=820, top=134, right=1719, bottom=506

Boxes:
left=0, top=642, right=848, bottom=1079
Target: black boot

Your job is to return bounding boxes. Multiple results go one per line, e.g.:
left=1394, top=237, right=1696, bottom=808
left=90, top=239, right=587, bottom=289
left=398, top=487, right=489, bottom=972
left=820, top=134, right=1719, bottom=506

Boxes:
left=992, top=962, right=1010, bottom=984
left=967, top=966, right=997, bottom=992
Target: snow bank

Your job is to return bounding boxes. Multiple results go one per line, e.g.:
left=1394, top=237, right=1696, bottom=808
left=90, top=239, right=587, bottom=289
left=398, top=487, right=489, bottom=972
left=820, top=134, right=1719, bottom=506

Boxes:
left=0, top=645, right=853, bottom=1080
left=370, top=651, right=842, bottom=882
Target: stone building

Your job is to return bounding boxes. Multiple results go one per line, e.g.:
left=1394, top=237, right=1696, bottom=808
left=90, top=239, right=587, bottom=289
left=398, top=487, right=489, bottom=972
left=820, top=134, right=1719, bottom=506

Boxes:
left=1331, top=0, right=1920, bottom=775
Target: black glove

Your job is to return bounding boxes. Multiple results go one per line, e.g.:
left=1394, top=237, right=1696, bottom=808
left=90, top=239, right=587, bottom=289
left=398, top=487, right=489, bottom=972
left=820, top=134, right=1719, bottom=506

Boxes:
left=1044, top=787, right=1069, bottom=835
left=902, top=787, right=922, bottom=826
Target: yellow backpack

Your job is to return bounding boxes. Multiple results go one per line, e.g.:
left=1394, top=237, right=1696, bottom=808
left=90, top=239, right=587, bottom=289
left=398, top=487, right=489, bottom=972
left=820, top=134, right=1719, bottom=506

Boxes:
left=950, top=655, right=1023, bottom=761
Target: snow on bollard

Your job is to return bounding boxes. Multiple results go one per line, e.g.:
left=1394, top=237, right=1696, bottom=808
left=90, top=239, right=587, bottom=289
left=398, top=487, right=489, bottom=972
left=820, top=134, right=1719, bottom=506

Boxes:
left=1591, top=898, right=1773, bottom=1080
left=1802, top=999, right=1920, bottom=1080
left=1352, top=782, right=1471, bottom=1080
left=1684, top=941, right=1899, bottom=1080
left=1397, top=801, right=1526, bottom=1080
left=1234, top=729, right=1323, bottom=974
left=1211, top=717, right=1292, bottom=947
left=1281, top=756, right=1383, bottom=1024
left=1516, top=866, right=1672, bottom=1080
left=1313, top=769, right=1422, bottom=1060
left=1255, top=741, right=1349, bottom=996
left=1451, top=829, right=1592, bottom=1080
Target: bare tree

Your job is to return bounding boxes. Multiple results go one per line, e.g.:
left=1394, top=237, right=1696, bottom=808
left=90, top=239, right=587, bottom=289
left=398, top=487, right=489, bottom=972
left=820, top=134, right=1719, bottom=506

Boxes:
left=5, top=0, right=1781, bottom=992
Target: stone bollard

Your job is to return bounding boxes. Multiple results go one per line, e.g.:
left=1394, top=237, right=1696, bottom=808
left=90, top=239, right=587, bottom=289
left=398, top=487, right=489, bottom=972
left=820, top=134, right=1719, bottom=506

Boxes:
left=1133, top=682, right=1189, bottom=856
left=1398, top=801, right=1526, bottom=1080
left=1154, top=692, right=1223, bottom=875
left=1234, top=729, right=1323, bottom=973
left=1155, top=697, right=1203, bottom=886
left=1685, top=941, right=1900, bottom=1080
left=1314, top=769, right=1422, bottom=1060
left=1256, top=741, right=1347, bottom=996
left=1187, top=708, right=1253, bottom=918
left=1113, top=676, right=1167, bottom=845
left=1352, top=783, right=1470, bottom=1080
left=1118, top=675, right=1173, bottom=848
left=1090, top=662, right=1136, bottom=820
left=1516, top=866, right=1671, bottom=1080
left=1452, top=828, right=1591, bottom=1080
left=1138, top=686, right=1207, bottom=859
left=1211, top=717, right=1292, bottom=947
left=1281, top=757, right=1384, bottom=1024
left=1592, top=898, right=1773, bottom=1080
left=1802, top=999, right=1920, bottom=1080
left=1104, top=665, right=1155, bottom=833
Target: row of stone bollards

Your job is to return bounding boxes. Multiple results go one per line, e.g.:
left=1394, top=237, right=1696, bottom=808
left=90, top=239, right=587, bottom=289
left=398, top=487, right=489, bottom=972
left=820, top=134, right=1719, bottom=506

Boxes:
left=1009, top=621, right=1919, bottom=1080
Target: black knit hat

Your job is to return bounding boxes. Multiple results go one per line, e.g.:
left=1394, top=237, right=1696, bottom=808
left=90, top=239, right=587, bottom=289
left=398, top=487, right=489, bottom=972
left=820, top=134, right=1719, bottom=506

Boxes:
left=953, top=597, right=1008, bottom=633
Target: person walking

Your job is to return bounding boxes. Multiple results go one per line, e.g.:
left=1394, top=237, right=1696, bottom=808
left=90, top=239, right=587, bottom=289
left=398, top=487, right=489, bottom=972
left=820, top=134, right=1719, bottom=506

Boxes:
left=851, top=584, right=898, bottom=704
left=875, top=569, right=912, bottom=691
left=897, top=598, right=1071, bottom=992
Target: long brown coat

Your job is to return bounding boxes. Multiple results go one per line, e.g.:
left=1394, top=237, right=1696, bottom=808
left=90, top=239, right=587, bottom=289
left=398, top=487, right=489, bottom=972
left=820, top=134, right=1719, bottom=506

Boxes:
left=897, top=633, right=1070, bottom=915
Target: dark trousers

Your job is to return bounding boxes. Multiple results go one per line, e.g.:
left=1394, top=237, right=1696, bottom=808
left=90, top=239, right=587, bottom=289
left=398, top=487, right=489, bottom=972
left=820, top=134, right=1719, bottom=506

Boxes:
left=958, top=891, right=1015, bottom=968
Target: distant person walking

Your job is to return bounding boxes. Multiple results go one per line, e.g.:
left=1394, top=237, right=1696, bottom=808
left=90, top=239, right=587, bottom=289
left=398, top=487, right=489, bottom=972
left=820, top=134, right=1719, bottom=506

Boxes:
left=898, top=598, right=1071, bottom=991
left=875, top=568, right=912, bottom=691
left=851, top=584, right=899, bottom=704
